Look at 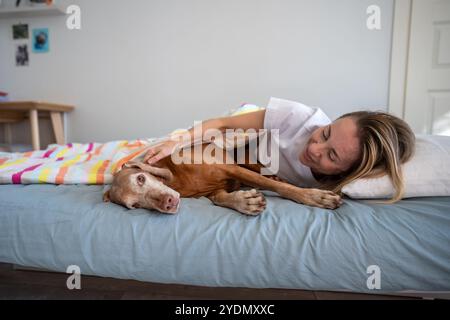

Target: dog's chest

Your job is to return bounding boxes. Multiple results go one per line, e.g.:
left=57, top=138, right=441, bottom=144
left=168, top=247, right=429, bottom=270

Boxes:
left=166, top=163, right=233, bottom=197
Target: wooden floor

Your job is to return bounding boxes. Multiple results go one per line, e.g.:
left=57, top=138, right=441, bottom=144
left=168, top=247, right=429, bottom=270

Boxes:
left=0, top=263, right=419, bottom=300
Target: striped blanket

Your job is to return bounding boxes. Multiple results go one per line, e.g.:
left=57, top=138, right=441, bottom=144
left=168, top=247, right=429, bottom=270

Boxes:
left=0, top=104, right=265, bottom=186
left=0, top=139, right=162, bottom=185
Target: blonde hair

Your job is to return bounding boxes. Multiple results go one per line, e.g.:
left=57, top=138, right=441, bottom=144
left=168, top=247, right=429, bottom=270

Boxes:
left=319, top=111, right=416, bottom=203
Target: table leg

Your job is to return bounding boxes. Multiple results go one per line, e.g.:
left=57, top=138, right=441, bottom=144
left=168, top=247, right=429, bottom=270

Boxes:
left=50, top=112, right=65, bottom=145
left=4, top=123, right=12, bottom=145
left=29, top=109, right=40, bottom=151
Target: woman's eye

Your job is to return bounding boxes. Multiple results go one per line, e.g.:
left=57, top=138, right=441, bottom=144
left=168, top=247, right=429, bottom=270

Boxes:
left=137, top=174, right=145, bottom=185
left=329, top=152, right=335, bottom=162
left=322, top=128, right=328, bottom=140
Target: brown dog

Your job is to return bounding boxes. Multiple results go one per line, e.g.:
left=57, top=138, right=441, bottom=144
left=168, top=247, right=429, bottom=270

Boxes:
left=103, top=143, right=342, bottom=215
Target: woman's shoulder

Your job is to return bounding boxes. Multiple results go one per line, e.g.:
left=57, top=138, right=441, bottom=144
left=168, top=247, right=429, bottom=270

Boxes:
left=264, top=97, right=331, bottom=130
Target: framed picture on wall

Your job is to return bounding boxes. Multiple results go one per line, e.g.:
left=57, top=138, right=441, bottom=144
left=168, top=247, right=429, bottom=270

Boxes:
left=32, top=28, right=49, bottom=53
left=29, top=0, right=55, bottom=6
left=12, top=24, right=29, bottom=40
left=15, top=44, right=29, bottom=66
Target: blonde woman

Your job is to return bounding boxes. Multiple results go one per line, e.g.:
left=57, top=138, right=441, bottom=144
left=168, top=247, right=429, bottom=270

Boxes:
left=144, top=98, right=415, bottom=204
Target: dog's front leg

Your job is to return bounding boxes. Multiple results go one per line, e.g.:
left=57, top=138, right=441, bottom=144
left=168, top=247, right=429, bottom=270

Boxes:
left=207, top=189, right=266, bottom=216
left=224, top=166, right=342, bottom=209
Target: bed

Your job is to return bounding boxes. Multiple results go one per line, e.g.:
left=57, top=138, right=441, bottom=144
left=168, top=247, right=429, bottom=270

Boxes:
left=0, top=182, right=449, bottom=298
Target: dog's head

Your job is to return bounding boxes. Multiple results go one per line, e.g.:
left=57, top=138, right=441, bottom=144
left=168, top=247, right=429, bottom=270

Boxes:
left=103, top=161, right=180, bottom=214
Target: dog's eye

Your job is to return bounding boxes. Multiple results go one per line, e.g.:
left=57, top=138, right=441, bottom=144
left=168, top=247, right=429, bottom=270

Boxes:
left=133, top=203, right=141, bottom=209
left=137, top=174, right=146, bottom=185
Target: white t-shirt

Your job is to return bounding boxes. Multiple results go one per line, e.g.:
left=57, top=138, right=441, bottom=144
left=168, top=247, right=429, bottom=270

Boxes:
left=263, top=97, right=332, bottom=188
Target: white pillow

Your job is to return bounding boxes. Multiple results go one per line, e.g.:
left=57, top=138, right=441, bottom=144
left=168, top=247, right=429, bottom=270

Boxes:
left=342, top=135, right=450, bottom=199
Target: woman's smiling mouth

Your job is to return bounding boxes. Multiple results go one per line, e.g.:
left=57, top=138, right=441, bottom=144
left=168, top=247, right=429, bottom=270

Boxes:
left=305, top=148, right=315, bottom=165
left=300, top=143, right=314, bottom=167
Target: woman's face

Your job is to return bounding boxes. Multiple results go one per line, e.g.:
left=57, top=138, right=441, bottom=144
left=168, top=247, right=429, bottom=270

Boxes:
left=299, top=117, right=361, bottom=176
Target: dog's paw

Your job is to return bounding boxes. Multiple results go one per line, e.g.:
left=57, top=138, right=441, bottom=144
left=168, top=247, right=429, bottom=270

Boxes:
left=233, top=189, right=266, bottom=216
left=300, top=189, right=343, bottom=209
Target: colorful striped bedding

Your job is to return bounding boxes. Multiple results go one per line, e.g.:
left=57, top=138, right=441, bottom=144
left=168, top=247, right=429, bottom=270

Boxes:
left=0, top=135, right=253, bottom=186
left=0, top=139, right=161, bottom=185
left=0, top=105, right=264, bottom=186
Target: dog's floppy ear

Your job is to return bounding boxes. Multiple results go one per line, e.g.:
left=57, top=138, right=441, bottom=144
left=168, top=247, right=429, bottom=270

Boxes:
left=103, top=189, right=111, bottom=202
left=123, top=161, right=173, bottom=182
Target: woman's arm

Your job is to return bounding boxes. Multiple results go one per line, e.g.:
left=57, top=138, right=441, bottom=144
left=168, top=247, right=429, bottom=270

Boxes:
left=218, top=109, right=266, bottom=131
left=144, top=109, right=266, bottom=164
left=189, top=109, right=266, bottom=139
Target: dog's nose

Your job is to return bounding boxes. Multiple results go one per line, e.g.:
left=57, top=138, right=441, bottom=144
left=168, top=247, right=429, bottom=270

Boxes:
left=163, top=195, right=180, bottom=211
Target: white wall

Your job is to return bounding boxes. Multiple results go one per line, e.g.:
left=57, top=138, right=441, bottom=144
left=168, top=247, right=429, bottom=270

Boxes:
left=0, top=0, right=394, bottom=146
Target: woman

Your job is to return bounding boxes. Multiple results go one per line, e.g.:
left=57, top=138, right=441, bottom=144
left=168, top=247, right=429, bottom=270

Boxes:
left=144, top=98, right=415, bottom=203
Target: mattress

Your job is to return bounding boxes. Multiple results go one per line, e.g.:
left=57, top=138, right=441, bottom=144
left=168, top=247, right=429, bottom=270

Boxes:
left=0, top=184, right=449, bottom=293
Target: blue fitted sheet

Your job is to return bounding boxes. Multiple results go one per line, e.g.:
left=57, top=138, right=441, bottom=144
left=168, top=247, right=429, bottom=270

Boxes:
left=0, top=184, right=449, bottom=293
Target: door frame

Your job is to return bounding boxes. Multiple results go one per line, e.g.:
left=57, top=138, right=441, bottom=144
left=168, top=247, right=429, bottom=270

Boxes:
left=388, top=0, right=413, bottom=119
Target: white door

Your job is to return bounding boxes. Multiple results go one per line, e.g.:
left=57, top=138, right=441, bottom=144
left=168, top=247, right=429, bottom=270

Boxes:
left=404, top=0, right=450, bottom=135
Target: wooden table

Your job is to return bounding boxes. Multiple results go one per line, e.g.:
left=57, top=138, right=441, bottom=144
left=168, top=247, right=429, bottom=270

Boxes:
left=0, top=101, right=75, bottom=151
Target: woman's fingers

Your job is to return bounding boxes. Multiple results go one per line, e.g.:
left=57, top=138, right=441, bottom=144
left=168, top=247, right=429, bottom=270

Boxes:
left=143, top=149, right=154, bottom=162
left=144, top=148, right=160, bottom=164
left=150, top=152, right=168, bottom=164
left=144, top=145, right=174, bottom=164
left=143, top=140, right=180, bottom=164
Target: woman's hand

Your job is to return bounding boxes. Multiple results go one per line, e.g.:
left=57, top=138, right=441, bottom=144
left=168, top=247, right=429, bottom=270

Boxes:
left=144, top=139, right=180, bottom=165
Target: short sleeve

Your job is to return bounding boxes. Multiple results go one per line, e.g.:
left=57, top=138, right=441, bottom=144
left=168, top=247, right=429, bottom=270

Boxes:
left=264, top=97, right=330, bottom=135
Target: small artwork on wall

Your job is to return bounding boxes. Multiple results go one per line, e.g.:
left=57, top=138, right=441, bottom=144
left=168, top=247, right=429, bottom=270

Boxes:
left=12, top=24, right=29, bottom=40
left=32, top=28, right=50, bottom=53
left=15, top=44, right=29, bottom=66
left=29, top=0, right=55, bottom=6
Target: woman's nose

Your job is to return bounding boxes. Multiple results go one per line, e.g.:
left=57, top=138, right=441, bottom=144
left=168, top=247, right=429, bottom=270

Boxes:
left=310, top=142, right=323, bottom=158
